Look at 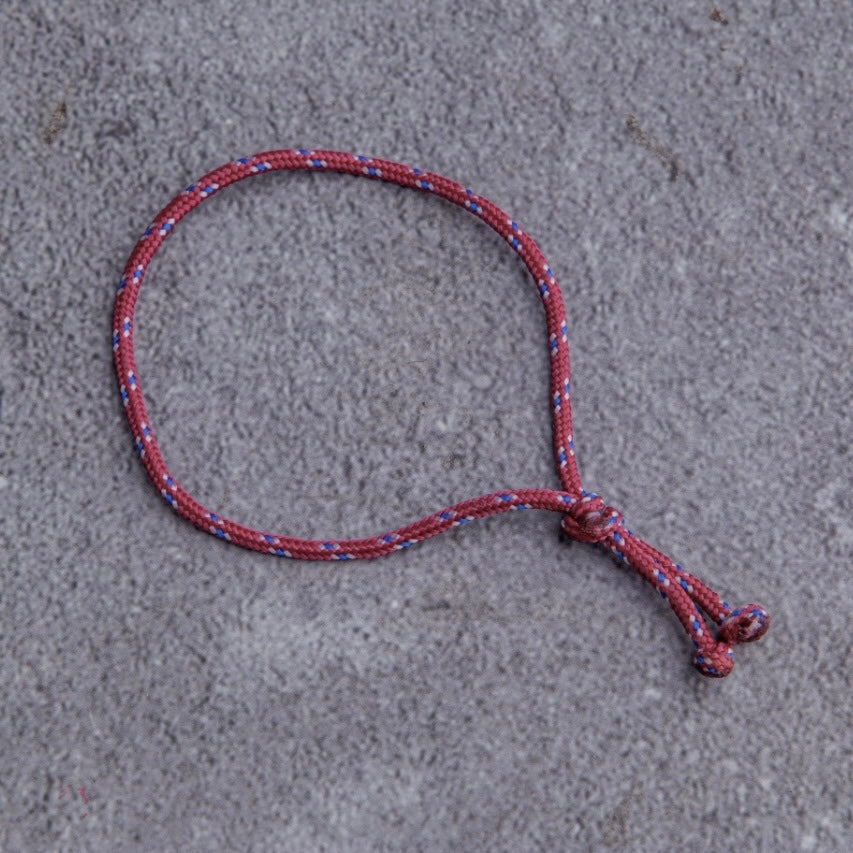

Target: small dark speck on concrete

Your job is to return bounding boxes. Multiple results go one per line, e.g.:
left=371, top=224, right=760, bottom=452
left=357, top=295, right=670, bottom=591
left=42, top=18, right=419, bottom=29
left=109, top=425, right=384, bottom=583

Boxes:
left=710, top=8, right=730, bottom=26
left=625, top=114, right=695, bottom=186
left=444, top=453, right=465, bottom=470
left=44, top=98, right=67, bottom=144
left=602, top=783, right=643, bottom=847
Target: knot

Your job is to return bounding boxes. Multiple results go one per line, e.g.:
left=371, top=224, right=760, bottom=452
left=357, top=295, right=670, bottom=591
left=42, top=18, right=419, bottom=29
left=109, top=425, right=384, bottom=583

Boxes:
left=692, top=645, right=735, bottom=678
left=718, top=604, right=770, bottom=645
left=560, top=492, right=624, bottom=544
left=691, top=604, right=770, bottom=677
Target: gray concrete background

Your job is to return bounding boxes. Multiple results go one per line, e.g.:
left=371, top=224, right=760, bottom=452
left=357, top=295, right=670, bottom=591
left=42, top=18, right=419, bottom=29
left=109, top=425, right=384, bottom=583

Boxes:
left=1, top=1, right=850, bottom=850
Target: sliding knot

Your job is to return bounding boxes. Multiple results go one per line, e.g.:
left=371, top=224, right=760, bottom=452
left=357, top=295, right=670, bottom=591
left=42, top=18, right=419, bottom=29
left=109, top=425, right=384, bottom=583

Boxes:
left=718, top=604, right=770, bottom=645
left=560, top=492, right=624, bottom=544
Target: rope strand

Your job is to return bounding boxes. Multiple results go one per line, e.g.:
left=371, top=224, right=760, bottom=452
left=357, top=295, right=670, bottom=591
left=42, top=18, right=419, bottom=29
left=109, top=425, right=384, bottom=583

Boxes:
left=112, top=148, right=769, bottom=677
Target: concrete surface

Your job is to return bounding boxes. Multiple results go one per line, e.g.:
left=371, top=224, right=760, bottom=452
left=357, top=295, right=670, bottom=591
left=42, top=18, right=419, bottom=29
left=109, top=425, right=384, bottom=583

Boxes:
left=1, top=1, right=850, bottom=850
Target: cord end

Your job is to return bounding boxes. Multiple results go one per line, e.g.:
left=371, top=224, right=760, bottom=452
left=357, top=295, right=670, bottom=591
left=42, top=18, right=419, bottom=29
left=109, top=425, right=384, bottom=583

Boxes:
left=719, top=604, right=770, bottom=645
left=691, top=603, right=770, bottom=677
left=691, top=645, right=735, bottom=678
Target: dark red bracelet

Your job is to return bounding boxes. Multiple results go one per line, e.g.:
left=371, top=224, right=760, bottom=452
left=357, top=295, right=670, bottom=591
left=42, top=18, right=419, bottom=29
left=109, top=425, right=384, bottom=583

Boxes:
left=113, top=148, right=769, bottom=677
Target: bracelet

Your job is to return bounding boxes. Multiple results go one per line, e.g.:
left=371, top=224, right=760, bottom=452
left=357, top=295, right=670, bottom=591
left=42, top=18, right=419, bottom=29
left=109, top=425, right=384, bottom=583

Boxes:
left=112, top=148, right=769, bottom=677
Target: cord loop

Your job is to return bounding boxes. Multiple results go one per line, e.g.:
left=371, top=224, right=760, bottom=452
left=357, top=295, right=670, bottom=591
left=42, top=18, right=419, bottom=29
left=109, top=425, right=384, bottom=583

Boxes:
left=113, top=147, right=770, bottom=678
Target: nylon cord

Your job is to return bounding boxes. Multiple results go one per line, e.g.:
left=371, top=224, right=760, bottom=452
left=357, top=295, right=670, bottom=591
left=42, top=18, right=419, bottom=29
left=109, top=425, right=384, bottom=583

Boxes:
left=112, top=148, right=770, bottom=677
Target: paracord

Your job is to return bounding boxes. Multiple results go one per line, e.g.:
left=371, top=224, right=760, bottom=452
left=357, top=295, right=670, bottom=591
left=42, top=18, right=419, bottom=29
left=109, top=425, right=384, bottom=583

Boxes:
left=112, top=148, right=769, bottom=677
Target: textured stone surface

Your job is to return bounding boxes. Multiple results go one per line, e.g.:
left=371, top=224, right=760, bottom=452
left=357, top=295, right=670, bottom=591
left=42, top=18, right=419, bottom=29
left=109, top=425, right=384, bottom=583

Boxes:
left=1, top=1, right=850, bottom=849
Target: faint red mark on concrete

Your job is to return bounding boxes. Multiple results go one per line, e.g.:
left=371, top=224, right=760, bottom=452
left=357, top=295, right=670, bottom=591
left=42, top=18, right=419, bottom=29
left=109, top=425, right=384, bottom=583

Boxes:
left=58, top=782, right=90, bottom=818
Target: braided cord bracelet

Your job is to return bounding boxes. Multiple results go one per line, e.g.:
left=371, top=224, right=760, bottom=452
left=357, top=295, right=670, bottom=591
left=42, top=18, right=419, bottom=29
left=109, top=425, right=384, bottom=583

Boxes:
left=112, top=148, right=769, bottom=677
